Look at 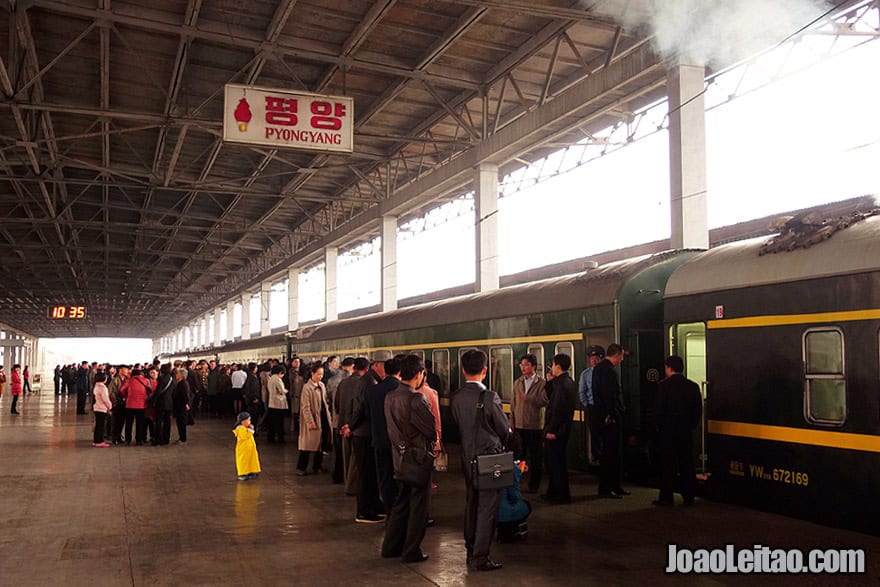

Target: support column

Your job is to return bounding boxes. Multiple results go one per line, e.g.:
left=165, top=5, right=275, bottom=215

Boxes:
left=260, top=281, right=272, bottom=337
left=288, top=267, right=299, bottom=331
left=226, top=300, right=235, bottom=342
left=325, top=246, right=338, bottom=322
left=204, top=312, right=211, bottom=346
left=241, top=293, right=251, bottom=341
left=381, top=216, right=398, bottom=312
left=474, top=163, right=500, bottom=292
left=214, top=307, right=222, bottom=347
left=668, top=61, right=709, bottom=250
left=3, top=334, right=8, bottom=368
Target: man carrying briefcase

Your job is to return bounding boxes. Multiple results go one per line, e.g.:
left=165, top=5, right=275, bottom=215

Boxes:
left=451, top=349, right=511, bottom=573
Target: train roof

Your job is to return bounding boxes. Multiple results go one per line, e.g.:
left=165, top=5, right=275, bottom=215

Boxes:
left=294, top=250, right=689, bottom=342
left=665, top=212, right=880, bottom=298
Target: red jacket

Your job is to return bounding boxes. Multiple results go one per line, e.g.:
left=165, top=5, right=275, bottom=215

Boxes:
left=10, top=371, right=22, bottom=396
left=121, top=375, right=154, bottom=409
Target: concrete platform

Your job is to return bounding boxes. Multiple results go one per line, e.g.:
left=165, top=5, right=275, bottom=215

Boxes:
left=1, top=392, right=877, bottom=586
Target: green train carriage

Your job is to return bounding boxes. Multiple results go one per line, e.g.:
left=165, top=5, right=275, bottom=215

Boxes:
left=664, top=213, right=880, bottom=534
left=287, top=250, right=694, bottom=478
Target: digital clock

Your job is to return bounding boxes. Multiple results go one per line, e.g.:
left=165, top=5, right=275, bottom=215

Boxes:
left=48, top=305, right=87, bottom=319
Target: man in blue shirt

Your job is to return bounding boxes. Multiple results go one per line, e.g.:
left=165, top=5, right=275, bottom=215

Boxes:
left=578, top=346, right=605, bottom=465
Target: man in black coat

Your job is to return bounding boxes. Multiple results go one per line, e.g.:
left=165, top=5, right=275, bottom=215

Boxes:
left=341, top=357, right=384, bottom=523
left=75, top=361, right=90, bottom=414
left=53, top=365, right=62, bottom=396
left=542, top=353, right=577, bottom=503
left=451, top=349, right=510, bottom=572
left=592, top=343, right=628, bottom=498
left=367, top=358, right=401, bottom=516
left=654, top=355, right=703, bottom=506
left=381, top=355, right=436, bottom=564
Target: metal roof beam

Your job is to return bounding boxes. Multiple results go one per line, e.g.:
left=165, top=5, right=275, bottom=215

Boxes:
left=26, top=0, right=482, bottom=90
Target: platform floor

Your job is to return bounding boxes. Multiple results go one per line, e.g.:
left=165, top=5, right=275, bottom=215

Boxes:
left=0, top=392, right=877, bottom=586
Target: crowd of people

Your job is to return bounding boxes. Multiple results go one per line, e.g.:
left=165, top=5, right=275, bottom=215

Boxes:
left=47, top=343, right=701, bottom=573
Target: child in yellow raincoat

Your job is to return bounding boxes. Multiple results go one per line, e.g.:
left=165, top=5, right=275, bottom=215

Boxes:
left=234, top=411, right=261, bottom=481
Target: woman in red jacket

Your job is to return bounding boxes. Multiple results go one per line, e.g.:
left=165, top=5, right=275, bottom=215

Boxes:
left=10, top=364, right=22, bottom=414
left=121, top=369, right=155, bottom=445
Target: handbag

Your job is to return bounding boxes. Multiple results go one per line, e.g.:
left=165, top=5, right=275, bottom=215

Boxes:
left=434, top=443, right=449, bottom=472
left=396, top=443, right=433, bottom=486
left=470, top=389, right=515, bottom=490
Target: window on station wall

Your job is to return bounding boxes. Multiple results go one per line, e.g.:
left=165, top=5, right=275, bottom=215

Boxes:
left=183, top=328, right=191, bottom=349
left=249, top=294, right=260, bottom=334
left=299, top=265, right=326, bottom=323
left=208, top=315, right=215, bottom=344
left=220, top=310, right=228, bottom=342
left=338, top=239, right=380, bottom=314
left=270, top=280, right=288, bottom=329
left=489, top=346, right=514, bottom=401
left=555, top=342, right=575, bottom=374
left=803, top=328, right=846, bottom=425
left=232, top=303, right=242, bottom=338
left=432, top=349, right=450, bottom=395
left=458, top=347, right=478, bottom=387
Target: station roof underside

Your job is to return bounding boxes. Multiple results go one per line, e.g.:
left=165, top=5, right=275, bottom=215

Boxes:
left=0, top=0, right=804, bottom=337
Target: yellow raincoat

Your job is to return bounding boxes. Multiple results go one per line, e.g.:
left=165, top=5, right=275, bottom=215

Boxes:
left=234, top=425, right=261, bottom=476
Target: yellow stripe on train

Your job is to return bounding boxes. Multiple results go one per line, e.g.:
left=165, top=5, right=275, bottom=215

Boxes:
left=708, top=309, right=880, bottom=329
left=708, top=420, right=880, bottom=453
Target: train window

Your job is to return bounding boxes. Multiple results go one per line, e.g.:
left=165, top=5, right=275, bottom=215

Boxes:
left=489, top=347, right=514, bottom=401
left=411, top=350, right=425, bottom=360
left=803, top=328, right=846, bottom=425
left=554, top=342, right=575, bottom=374
left=458, top=347, right=478, bottom=387
left=527, top=344, right=544, bottom=376
left=431, top=350, right=450, bottom=394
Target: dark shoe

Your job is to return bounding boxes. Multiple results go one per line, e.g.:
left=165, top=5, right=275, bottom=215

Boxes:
left=470, top=560, right=503, bottom=572
left=652, top=499, right=673, bottom=506
left=614, top=488, right=632, bottom=496
left=355, top=515, right=383, bottom=524
left=682, top=499, right=696, bottom=507
left=402, top=553, right=429, bottom=563
left=426, top=518, right=435, bottom=527
left=295, top=469, right=307, bottom=476
left=599, top=491, right=623, bottom=499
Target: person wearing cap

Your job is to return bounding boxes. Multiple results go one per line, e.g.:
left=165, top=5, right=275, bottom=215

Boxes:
left=233, top=412, right=261, bottom=481
left=578, top=345, right=606, bottom=465
left=592, top=344, right=628, bottom=498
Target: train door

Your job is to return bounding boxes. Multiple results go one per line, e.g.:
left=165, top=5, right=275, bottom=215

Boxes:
left=669, top=322, right=708, bottom=474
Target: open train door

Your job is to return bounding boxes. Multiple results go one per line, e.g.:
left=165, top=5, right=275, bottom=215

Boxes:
left=669, top=322, right=708, bottom=478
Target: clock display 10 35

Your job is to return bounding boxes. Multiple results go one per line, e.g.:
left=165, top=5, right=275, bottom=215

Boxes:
left=48, top=306, right=87, bottom=319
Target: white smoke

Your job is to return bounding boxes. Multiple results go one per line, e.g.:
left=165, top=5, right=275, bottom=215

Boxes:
left=588, top=0, right=829, bottom=69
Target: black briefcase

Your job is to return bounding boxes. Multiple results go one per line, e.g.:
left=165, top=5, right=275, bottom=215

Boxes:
left=473, top=451, right=515, bottom=490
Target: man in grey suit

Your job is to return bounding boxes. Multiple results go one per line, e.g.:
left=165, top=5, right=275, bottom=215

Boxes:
left=451, top=349, right=510, bottom=572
